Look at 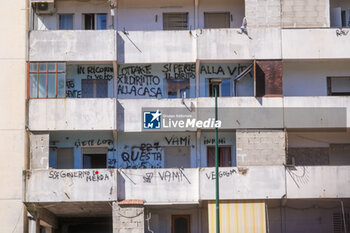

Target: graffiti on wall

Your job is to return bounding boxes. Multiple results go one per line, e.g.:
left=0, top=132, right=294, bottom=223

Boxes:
left=48, top=170, right=110, bottom=182
left=200, top=64, right=252, bottom=77
left=74, top=139, right=113, bottom=148
left=165, top=135, right=191, bottom=146
left=142, top=169, right=190, bottom=184
left=119, top=143, right=164, bottom=169
left=117, top=64, right=196, bottom=98
left=203, top=137, right=226, bottom=145
left=66, top=65, right=113, bottom=98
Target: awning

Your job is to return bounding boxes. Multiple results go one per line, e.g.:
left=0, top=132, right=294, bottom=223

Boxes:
left=208, top=200, right=267, bottom=233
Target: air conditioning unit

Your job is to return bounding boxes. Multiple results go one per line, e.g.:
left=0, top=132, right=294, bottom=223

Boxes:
left=34, top=2, right=56, bottom=15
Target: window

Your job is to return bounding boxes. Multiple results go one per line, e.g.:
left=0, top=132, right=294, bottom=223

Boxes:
left=56, top=148, right=74, bottom=169
left=167, top=79, right=190, bottom=98
left=204, top=12, right=230, bottom=28
left=208, top=78, right=231, bottom=97
left=81, top=79, right=108, bottom=98
left=207, top=146, right=232, bottom=167
left=333, top=212, right=349, bottom=233
left=327, top=77, right=350, bottom=96
left=163, top=13, right=188, bottom=30
left=28, top=62, right=66, bottom=98
left=83, top=13, right=107, bottom=30
left=59, top=14, right=73, bottom=30
left=172, top=215, right=190, bottom=233
left=82, top=147, right=107, bottom=169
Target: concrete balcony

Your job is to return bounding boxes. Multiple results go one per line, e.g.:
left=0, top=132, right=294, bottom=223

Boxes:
left=118, top=97, right=349, bottom=132
left=117, top=30, right=196, bottom=63
left=29, top=30, right=117, bottom=61
left=282, top=28, right=350, bottom=59
left=199, top=166, right=286, bottom=200
left=24, top=169, right=117, bottom=202
left=286, top=166, right=350, bottom=198
left=28, top=98, right=117, bottom=131
left=197, top=28, right=281, bottom=60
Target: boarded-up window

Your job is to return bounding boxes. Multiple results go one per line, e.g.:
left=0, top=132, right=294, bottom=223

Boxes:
left=207, top=146, right=232, bottom=167
left=172, top=215, right=190, bottom=233
left=255, top=60, right=283, bottom=97
left=204, top=12, right=230, bottom=28
left=327, top=77, right=350, bottom=96
left=163, top=13, right=188, bottom=30
left=56, top=148, right=74, bottom=169
left=82, top=79, right=108, bottom=98
left=329, top=144, right=350, bottom=165
left=164, top=146, right=191, bottom=168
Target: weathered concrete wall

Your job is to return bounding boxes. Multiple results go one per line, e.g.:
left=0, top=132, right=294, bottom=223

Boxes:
left=282, top=0, right=329, bottom=28
left=113, top=202, right=144, bottom=233
left=245, top=0, right=281, bottom=28
left=282, top=29, right=350, bottom=59
left=197, top=28, right=281, bottom=60
left=0, top=0, right=27, bottom=232
left=25, top=169, right=117, bottom=202
left=286, top=166, right=350, bottom=198
left=29, top=99, right=117, bottom=131
left=283, top=97, right=350, bottom=128
left=30, top=133, right=49, bottom=169
left=118, top=30, right=196, bottom=63
left=200, top=166, right=286, bottom=199
left=118, top=168, right=199, bottom=203
left=29, top=30, right=117, bottom=61
left=236, top=130, right=286, bottom=166
left=118, top=97, right=350, bottom=132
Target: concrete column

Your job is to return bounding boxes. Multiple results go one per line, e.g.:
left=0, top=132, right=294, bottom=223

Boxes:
left=30, top=132, right=49, bottom=169
left=113, top=200, right=145, bottom=233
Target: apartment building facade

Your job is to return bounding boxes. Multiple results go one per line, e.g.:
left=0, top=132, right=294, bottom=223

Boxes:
left=1, top=0, right=350, bottom=232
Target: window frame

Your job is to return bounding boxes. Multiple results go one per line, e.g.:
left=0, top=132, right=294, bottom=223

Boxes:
left=204, top=12, right=231, bottom=29
left=208, top=78, right=232, bottom=97
left=327, top=76, right=350, bottom=96
left=27, top=62, right=66, bottom=99
left=207, top=146, right=233, bottom=167
left=83, top=13, right=108, bottom=30
left=163, top=12, right=189, bottom=30
left=58, top=14, right=74, bottom=30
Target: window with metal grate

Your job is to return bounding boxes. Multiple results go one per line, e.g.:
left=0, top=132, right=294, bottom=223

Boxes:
left=333, top=212, right=350, bottom=233
left=163, top=13, right=188, bottom=30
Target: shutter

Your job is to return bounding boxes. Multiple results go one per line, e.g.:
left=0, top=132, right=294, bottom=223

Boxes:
left=208, top=200, right=267, bottom=233
left=163, top=13, right=188, bottom=30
